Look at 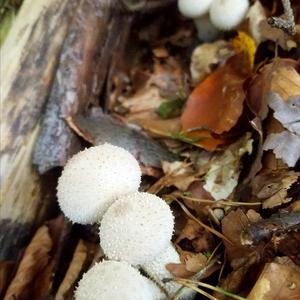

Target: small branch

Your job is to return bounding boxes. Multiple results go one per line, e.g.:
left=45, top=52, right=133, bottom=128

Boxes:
left=268, top=0, right=296, bottom=35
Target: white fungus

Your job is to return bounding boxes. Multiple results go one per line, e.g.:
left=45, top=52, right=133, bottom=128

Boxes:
left=100, top=192, right=174, bottom=265
left=142, top=244, right=195, bottom=299
left=57, top=143, right=141, bottom=224
left=178, top=0, right=213, bottom=18
left=75, top=261, right=163, bottom=300
left=143, top=243, right=181, bottom=297
left=209, top=0, right=250, bottom=30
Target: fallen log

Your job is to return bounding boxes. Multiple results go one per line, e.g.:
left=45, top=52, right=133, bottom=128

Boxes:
left=33, top=0, right=134, bottom=173
left=0, top=0, right=78, bottom=260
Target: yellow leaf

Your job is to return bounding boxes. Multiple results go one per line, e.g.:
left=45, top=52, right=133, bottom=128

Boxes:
left=232, top=31, right=256, bottom=72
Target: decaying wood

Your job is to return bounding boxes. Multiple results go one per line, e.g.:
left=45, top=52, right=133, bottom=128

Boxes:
left=68, top=108, right=177, bottom=168
left=33, top=0, right=134, bottom=173
left=0, top=0, right=79, bottom=260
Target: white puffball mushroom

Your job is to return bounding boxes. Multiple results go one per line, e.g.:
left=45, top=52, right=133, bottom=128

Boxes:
left=178, top=0, right=213, bottom=18
left=143, top=243, right=181, bottom=297
left=100, top=192, right=174, bottom=265
left=209, top=0, right=250, bottom=30
left=57, top=143, right=141, bottom=224
left=143, top=244, right=195, bottom=299
left=75, top=261, right=162, bottom=300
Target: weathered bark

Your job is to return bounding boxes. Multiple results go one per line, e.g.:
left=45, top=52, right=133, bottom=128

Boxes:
left=33, top=0, right=134, bottom=173
left=0, top=0, right=79, bottom=260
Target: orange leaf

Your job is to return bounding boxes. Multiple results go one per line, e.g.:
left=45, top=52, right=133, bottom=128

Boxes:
left=181, top=55, right=246, bottom=135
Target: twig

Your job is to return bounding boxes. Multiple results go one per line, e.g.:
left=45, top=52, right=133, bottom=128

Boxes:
left=174, top=199, right=233, bottom=244
left=175, top=278, right=247, bottom=300
left=268, top=0, right=296, bottom=35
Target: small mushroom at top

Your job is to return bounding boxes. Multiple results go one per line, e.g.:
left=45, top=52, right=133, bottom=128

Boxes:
left=209, top=0, right=250, bottom=30
left=99, top=192, right=174, bottom=265
left=57, top=143, right=141, bottom=224
left=178, top=0, right=213, bottom=18
left=75, top=260, right=164, bottom=300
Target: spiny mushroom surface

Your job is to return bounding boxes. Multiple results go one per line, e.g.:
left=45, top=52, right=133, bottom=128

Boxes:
left=57, top=143, right=141, bottom=224
left=75, top=261, right=163, bottom=300
left=209, top=0, right=249, bottom=30
left=100, top=192, right=174, bottom=265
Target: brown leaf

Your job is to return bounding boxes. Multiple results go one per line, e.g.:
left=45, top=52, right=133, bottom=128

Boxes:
left=184, top=252, right=208, bottom=273
left=181, top=55, right=247, bottom=135
left=166, top=262, right=194, bottom=279
left=221, top=209, right=260, bottom=265
left=55, top=240, right=88, bottom=300
left=247, top=59, right=300, bottom=119
left=32, top=215, right=71, bottom=299
left=175, top=219, right=215, bottom=253
left=252, top=170, right=299, bottom=209
left=4, top=226, right=53, bottom=300
left=247, top=262, right=300, bottom=300
left=0, top=261, right=15, bottom=298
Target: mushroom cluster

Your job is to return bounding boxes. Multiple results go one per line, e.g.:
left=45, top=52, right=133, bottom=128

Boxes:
left=178, top=0, right=250, bottom=41
left=56, top=144, right=189, bottom=299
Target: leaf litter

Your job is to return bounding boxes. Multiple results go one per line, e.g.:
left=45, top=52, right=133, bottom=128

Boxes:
left=4, top=0, right=300, bottom=299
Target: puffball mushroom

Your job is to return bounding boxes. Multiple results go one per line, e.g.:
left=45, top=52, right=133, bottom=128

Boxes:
left=143, top=243, right=181, bottom=297
left=100, top=192, right=174, bottom=265
left=209, top=0, right=250, bottom=30
left=143, top=244, right=195, bottom=299
left=178, top=0, right=213, bottom=18
left=75, top=261, right=163, bottom=300
left=57, top=143, right=141, bottom=224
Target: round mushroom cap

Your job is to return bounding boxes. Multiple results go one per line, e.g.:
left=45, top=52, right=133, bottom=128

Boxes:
left=75, top=261, right=162, bottom=300
left=209, top=0, right=249, bottom=30
left=100, top=192, right=174, bottom=265
left=178, top=0, right=213, bottom=18
left=57, top=143, right=141, bottom=224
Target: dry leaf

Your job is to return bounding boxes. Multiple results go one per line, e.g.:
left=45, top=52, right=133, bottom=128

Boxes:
left=4, top=226, right=53, bottom=300
left=247, top=59, right=300, bottom=120
left=0, top=261, right=15, bottom=298
left=231, top=32, right=256, bottom=72
left=55, top=240, right=88, bottom=300
left=252, top=171, right=299, bottom=209
left=247, top=262, right=300, bottom=300
left=32, top=216, right=71, bottom=299
left=175, top=219, right=215, bottom=254
left=181, top=55, right=246, bottom=135
left=203, top=133, right=253, bottom=200
left=190, top=40, right=233, bottom=85
left=184, top=252, right=208, bottom=273
left=264, top=131, right=300, bottom=168
left=221, top=209, right=260, bottom=265
left=268, top=93, right=300, bottom=135
left=269, top=62, right=300, bottom=102
left=166, top=262, right=194, bottom=279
